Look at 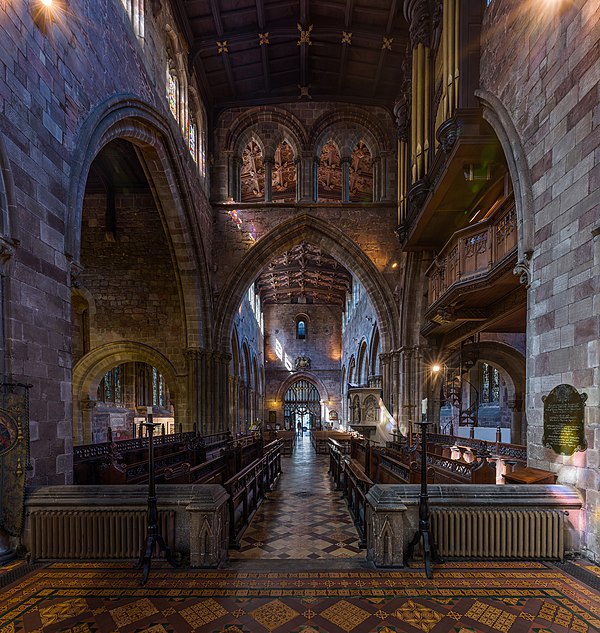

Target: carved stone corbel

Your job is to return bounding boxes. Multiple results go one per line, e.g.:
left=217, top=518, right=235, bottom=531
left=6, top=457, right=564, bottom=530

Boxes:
left=513, top=252, right=532, bottom=288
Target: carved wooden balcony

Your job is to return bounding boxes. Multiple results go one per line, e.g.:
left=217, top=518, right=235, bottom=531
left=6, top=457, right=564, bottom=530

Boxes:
left=423, top=195, right=520, bottom=335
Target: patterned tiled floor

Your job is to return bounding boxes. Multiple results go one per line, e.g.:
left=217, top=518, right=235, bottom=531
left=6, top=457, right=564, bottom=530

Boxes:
left=2, top=560, right=600, bottom=632
left=229, top=434, right=364, bottom=561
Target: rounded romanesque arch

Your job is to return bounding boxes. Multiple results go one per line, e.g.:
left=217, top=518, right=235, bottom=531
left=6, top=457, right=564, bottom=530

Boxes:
left=65, top=95, right=212, bottom=350
left=213, top=214, right=400, bottom=355
left=225, top=107, right=307, bottom=158
left=309, top=108, right=391, bottom=158
left=72, top=341, right=182, bottom=445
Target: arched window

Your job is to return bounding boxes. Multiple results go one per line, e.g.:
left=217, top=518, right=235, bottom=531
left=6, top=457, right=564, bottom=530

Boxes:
left=188, top=118, right=197, bottom=162
left=98, top=365, right=124, bottom=405
left=297, top=320, right=306, bottom=340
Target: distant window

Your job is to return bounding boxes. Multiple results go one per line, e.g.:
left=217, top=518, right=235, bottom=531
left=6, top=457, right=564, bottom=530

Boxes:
left=297, top=320, right=306, bottom=340
left=481, top=363, right=500, bottom=404
left=188, top=119, right=197, bottom=162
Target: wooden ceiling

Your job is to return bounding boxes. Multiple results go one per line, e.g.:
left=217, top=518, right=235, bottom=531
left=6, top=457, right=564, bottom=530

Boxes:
left=256, top=242, right=352, bottom=304
left=170, top=0, right=409, bottom=111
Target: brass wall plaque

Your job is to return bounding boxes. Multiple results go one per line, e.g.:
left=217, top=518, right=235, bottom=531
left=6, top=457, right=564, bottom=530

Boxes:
left=542, top=384, right=587, bottom=456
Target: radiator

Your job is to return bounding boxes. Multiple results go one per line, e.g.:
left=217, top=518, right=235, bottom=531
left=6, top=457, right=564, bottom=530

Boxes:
left=431, top=509, right=564, bottom=559
left=29, top=510, right=176, bottom=560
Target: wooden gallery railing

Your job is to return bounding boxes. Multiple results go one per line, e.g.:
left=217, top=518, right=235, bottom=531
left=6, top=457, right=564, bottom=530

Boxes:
left=224, top=439, right=283, bottom=549
left=426, top=196, right=517, bottom=307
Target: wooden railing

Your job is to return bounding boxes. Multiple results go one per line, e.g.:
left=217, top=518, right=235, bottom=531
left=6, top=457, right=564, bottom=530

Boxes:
left=311, top=430, right=353, bottom=454
left=328, top=440, right=371, bottom=548
left=224, top=439, right=283, bottom=548
left=425, top=433, right=527, bottom=463
left=426, top=196, right=517, bottom=307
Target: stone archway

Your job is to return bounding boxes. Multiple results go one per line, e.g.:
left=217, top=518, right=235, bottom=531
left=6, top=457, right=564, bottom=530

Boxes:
left=214, top=214, right=400, bottom=356
left=460, top=341, right=526, bottom=444
left=65, top=95, right=212, bottom=350
left=72, top=341, right=182, bottom=445
left=475, top=89, right=534, bottom=284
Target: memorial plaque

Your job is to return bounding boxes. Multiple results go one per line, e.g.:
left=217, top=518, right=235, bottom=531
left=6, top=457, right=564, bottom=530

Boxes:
left=542, top=384, right=587, bottom=456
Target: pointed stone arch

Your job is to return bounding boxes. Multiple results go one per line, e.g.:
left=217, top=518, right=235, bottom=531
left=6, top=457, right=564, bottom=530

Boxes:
left=475, top=89, right=534, bottom=284
left=275, top=371, right=331, bottom=404
left=65, top=94, right=212, bottom=349
left=214, top=215, right=399, bottom=354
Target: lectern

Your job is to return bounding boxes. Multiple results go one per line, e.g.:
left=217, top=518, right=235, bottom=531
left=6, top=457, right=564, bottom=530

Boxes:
left=136, top=407, right=180, bottom=585
left=404, top=420, right=443, bottom=578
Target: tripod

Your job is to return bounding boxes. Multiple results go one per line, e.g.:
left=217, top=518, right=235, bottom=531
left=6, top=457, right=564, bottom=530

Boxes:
left=136, top=415, right=180, bottom=585
left=404, top=420, right=443, bottom=579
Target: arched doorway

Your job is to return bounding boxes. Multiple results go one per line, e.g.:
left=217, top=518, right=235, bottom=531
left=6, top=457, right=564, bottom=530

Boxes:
left=283, top=379, right=321, bottom=432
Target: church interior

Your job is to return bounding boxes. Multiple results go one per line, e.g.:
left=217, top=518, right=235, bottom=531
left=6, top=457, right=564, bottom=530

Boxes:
left=0, top=0, right=599, bottom=630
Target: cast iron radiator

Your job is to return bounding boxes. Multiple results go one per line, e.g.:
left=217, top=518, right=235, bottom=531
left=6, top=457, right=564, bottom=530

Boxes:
left=28, top=510, right=176, bottom=560
left=431, top=509, right=565, bottom=559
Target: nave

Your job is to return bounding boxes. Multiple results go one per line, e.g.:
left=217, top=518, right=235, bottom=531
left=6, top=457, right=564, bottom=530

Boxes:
left=230, top=434, right=364, bottom=562
left=2, top=443, right=600, bottom=633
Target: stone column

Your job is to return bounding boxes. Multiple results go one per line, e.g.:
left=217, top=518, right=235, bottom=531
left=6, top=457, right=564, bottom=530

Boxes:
left=185, top=348, right=202, bottom=433
left=508, top=397, right=524, bottom=445
left=298, top=151, right=317, bottom=202
left=228, top=154, right=242, bottom=201
left=80, top=397, right=97, bottom=445
left=372, top=156, right=381, bottom=202
left=263, top=159, right=273, bottom=203
left=380, top=353, right=392, bottom=411
left=341, top=157, right=351, bottom=202
left=398, top=346, right=424, bottom=436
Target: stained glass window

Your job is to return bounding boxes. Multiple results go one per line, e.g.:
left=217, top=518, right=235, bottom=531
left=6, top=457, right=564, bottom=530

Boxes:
left=188, top=119, right=197, bottom=161
left=167, top=70, right=178, bottom=121
left=98, top=365, right=124, bottom=405
left=481, top=363, right=500, bottom=404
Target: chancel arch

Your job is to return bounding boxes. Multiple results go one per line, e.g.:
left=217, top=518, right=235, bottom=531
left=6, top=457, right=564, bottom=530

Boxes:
left=214, top=214, right=400, bottom=356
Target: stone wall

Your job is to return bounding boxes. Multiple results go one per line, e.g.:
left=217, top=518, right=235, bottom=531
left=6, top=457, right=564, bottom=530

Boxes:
left=79, top=191, right=184, bottom=366
left=0, top=0, right=211, bottom=484
left=481, top=0, right=600, bottom=560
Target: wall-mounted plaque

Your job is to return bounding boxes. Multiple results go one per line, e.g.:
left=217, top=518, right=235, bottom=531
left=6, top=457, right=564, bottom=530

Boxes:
left=542, top=384, right=587, bottom=456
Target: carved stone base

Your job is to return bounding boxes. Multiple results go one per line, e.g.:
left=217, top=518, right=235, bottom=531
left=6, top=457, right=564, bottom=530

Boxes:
left=366, top=486, right=407, bottom=567
left=187, top=487, right=230, bottom=567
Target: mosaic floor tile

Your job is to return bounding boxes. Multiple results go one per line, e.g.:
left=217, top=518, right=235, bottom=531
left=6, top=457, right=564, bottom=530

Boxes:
left=230, top=436, right=363, bottom=561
